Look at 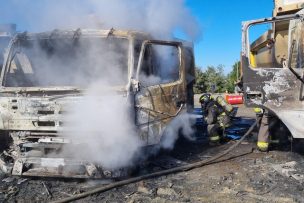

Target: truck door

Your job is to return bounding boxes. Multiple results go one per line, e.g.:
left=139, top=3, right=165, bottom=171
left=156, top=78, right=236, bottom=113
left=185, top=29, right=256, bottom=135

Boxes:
left=134, top=40, right=187, bottom=145
left=242, top=14, right=304, bottom=138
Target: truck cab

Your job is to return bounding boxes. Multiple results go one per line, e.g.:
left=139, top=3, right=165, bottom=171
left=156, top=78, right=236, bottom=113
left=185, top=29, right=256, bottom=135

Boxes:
left=0, top=29, right=195, bottom=178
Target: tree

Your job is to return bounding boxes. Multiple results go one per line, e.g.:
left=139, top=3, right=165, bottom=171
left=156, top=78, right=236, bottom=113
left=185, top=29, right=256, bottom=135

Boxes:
left=194, top=62, right=241, bottom=94
left=226, top=61, right=240, bottom=93
left=194, top=65, right=227, bottom=94
left=193, top=67, right=207, bottom=94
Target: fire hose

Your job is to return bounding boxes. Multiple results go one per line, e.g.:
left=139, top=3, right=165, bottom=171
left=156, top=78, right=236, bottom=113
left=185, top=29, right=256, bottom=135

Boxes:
left=51, top=118, right=260, bottom=203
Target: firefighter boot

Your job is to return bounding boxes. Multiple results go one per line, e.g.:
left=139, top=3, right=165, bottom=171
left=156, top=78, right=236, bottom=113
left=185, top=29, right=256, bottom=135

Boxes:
left=207, top=124, right=221, bottom=145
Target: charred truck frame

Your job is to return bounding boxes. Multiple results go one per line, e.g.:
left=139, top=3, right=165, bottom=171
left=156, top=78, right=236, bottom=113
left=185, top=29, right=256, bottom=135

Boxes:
left=242, top=0, right=304, bottom=139
left=0, top=29, right=195, bottom=178
left=0, top=24, right=15, bottom=75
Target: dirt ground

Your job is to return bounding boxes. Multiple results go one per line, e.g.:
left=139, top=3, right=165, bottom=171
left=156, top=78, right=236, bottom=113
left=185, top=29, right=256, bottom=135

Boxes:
left=0, top=104, right=304, bottom=202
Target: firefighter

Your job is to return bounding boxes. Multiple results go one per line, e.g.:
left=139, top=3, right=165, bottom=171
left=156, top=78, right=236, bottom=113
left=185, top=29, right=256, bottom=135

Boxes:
left=199, top=94, right=233, bottom=144
left=254, top=108, right=270, bottom=152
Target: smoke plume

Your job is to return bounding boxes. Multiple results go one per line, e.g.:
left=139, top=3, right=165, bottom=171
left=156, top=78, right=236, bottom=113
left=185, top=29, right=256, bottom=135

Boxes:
left=61, top=83, right=142, bottom=169
left=161, top=113, right=196, bottom=150
left=0, top=0, right=200, bottom=40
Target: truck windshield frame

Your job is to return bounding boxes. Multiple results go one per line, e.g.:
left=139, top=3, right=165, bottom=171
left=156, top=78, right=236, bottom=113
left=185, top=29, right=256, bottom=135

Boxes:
left=242, top=13, right=303, bottom=70
left=1, top=35, right=130, bottom=88
left=135, top=40, right=182, bottom=86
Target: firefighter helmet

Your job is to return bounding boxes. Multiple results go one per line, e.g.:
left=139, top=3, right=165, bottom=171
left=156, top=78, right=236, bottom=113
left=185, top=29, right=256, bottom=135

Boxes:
left=199, top=93, right=211, bottom=104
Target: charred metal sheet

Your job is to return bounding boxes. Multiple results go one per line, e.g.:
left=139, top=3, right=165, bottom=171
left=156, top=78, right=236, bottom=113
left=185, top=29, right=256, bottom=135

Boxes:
left=277, top=110, right=304, bottom=138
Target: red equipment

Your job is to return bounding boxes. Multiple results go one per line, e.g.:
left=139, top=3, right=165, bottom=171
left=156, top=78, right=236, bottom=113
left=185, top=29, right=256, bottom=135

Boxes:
left=225, top=94, right=243, bottom=105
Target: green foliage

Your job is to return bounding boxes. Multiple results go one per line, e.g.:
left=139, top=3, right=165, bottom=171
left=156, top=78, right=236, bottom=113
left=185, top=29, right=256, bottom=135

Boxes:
left=193, top=68, right=206, bottom=94
left=194, top=61, right=240, bottom=94
left=226, top=61, right=240, bottom=93
left=194, top=65, right=226, bottom=94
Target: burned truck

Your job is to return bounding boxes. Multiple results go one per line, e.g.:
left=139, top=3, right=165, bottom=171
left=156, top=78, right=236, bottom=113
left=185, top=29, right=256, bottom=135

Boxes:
left=241, top=0, right=304, bottom=139
left=0, top=29, right=195, bottom=178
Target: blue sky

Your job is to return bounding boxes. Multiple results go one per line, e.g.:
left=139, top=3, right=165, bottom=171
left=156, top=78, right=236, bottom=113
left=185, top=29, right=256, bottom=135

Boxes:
left=185, top=0, right=273, bottom=73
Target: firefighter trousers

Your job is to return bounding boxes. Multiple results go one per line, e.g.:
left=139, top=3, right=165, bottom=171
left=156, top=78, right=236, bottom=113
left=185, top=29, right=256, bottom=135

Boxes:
left=257, top=111, right=270, bottom=151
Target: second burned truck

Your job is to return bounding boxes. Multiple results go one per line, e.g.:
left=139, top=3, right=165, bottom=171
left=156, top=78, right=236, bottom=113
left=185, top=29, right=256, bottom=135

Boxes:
left=241, top=0, right=304, bottom=141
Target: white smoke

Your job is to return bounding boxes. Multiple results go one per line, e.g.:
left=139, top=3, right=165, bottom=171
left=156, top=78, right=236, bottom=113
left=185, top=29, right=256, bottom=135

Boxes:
left=0, top=0, right=200, bottom=40
left=61, top=83, right=142, bottom=169
left=0, top=0, right=201, bottom=170
left=161, top=113, right=196, bottom=150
